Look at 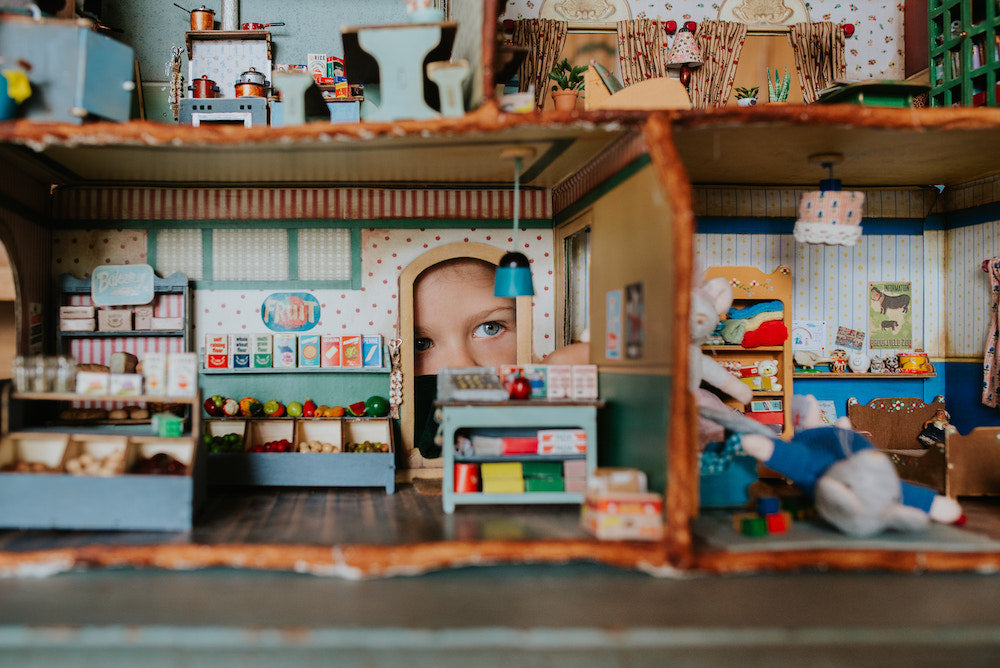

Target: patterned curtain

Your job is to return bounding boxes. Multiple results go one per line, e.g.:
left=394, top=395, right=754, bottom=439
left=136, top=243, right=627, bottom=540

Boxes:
left=787, top=22, right=847, bottom=103
left=688, top=20, right=747, bottom=109
left=983, top=258, right=1000, bottom=407
left=512, top=19, right=568, bottom=109
left=616, top=19, right=669, bottom=87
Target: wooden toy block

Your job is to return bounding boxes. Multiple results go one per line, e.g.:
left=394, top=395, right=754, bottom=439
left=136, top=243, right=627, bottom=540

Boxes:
left=756, top=496, right=781, bottom=515
left=740, top=516, right=768, bottom=537
left=765, top=512, right=789, bottom=534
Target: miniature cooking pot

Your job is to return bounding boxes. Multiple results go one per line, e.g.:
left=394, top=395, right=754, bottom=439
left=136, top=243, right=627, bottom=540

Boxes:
left=189, top=75, right=219, bottom=98
left=190, top=5, right=215, bottom=30
left=240, top=22, right=285, bottom=30
left=234, top=68, right=268, bottom=97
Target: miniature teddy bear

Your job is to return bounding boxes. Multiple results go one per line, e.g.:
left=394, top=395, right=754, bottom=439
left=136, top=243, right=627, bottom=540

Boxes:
left=883, top=354, right=900, bottom=373
left=829, top=348, right=848, bottom=373
left=690, top=276, right=753, bottom=406
left=755, top=359, right=781, bottom=391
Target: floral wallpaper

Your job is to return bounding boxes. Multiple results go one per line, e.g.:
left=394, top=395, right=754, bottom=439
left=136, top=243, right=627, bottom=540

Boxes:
left=503, top=1, right=906, bottom=80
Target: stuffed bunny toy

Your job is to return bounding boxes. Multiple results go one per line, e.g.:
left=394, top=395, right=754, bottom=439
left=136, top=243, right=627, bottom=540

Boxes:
left=690, top=276, right=753, bottom=406
left=702, top=395, right=962, bottom=537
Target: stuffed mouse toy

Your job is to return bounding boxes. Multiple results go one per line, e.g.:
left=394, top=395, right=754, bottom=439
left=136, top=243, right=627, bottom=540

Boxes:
left=703, top=395, right=962, bottom=537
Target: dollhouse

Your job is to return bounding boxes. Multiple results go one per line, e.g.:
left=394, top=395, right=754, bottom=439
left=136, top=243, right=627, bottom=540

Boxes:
left=3, top=0, right=1000, bottom=591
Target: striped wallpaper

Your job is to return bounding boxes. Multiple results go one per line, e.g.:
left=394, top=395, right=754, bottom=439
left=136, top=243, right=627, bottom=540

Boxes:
left=946, top=219, right=1000, bottom=357
left=695, top=232, right=937, bottom=357
left=52, top=187, right=553, bottom=222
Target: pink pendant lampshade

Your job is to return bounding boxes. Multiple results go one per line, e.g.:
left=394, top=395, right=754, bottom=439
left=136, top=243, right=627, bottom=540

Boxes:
left=793, top=154, right=864, bottom=246
left=666, top=29, right=703, bottom=69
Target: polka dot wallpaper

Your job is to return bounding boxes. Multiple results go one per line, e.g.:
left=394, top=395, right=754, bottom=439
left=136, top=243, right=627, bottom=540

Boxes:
left=52, top=227, right=559, bottom=359
left=503, top=0, right=906, bottom=80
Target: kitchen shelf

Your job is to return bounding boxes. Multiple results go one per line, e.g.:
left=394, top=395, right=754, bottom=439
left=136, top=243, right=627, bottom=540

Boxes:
left=11, top=391, right=194, bottom=403
left=60, top=330, right=186, bottom=338
left=455, top=454, right=587, bottom=464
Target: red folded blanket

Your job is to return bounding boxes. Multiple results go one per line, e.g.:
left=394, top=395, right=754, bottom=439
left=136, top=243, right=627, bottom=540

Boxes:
left=741, top=320, right=788, bottom=348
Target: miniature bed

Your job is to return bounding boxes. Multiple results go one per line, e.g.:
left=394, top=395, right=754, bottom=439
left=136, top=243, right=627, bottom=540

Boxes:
left=847, top=397, right=1000, bottom=497
left=847, top=396, right=948, bottom=493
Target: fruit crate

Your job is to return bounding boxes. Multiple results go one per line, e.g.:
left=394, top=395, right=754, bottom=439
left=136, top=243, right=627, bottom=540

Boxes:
left=204, top=417, right=395, bottom=492
left=0, top=432, right=204, bottom=530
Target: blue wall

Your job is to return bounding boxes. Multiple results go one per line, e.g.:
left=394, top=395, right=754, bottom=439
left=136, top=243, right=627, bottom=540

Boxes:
left=942, top=361, right=1000, bottom=434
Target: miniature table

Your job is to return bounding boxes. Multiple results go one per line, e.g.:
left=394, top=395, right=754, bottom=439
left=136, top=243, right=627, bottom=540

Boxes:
left=438, top=401, right=601, bottom=514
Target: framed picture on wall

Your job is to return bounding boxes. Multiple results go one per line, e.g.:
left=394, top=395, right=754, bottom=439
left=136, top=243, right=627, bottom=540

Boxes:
left=868, top=281, right=912, bottom=349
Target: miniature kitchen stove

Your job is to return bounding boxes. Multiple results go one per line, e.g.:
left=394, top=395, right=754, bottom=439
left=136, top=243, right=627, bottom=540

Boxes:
left=179, top=97, right=267, bottom=127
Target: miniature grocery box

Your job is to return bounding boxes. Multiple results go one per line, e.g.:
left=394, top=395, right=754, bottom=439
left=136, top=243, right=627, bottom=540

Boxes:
left=252, top=333, right=272, bottom=368
left=362, top=335, right=383, bottom=367
left=166, top=352, right=197, bottom=397
left=538, top=429, right=587, bottom=455
left=581, top=492, right=664, bottom=541
left=205, top=334, right=228, bottom=369
left=229, top=334, right=251, bottom=369
left=151, top=316, right=184, bottom=330
left=75, top=371, right=110, bottom=395
left=142, top=351, right=167, bottom=396
left=59, top=305, right=95, bottom=320
left=321, top=335, right=341, bottom=367
left=273, top=333, right=297, bottom=368
left=133, top=305, right=153, bottom=330
left=522, top=365, right=548, bottom=399
left=454, top=462, right=480, bottom=493
left=572, top=364, right=599, bottom=400
left=60, top=318, right=96, bottom=332
left=97, top=308, right=132, bottom=332
left=545, top=365, right=573, bottom=399
left=341, top=335, right=362, bottom=367
left=108, top=373, right=143, bottom=396
left=298, top=334, right=321, bottom=367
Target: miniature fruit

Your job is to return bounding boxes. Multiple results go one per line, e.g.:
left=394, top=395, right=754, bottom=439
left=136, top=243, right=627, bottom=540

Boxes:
left=365, top=395, right=389, bottom=417
left=302, top=398, right=317, bottom=418
left=263, top=399, right=285, bottom=417
left=204, top=396, right=224, bottom=417
left=316, top=404, right=329, bottom=417
left=222, top=397, right=240, bottom=417
left=508, top=376, right=532, bottom=401
left=286, top=401, right=303, bottom=417
left=328, top=405, right=345, bottom=417
left=239, top=397, right=264, bottom=417
left=347, top=401, right=367, bottom=417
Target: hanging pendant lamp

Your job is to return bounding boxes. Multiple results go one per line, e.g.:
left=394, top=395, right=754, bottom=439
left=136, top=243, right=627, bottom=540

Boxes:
left=794, top=153, right=865, bottom=246
left=495, top=147, right=536, bottom=298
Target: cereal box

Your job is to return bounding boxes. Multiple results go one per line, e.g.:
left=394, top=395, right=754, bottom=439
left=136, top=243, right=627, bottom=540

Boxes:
left=142, top=351, right=167, bottom=396
left=205, top=334, right=228, bottom=369
left=545, top=365, right=573, bottom=400
left=298, top=334, right=321, bottom=367
left=341, top=335, right=362, bottom=367
left=362, top=335, right=382, bottom=367
left=272, top=334, right=297, bottom=368
left=572, top=364, right=599, bottom=400
left=321, top=335, right=341, bottom=367
left=307, top=53, right=327, bottom=80
left=167, top=352, right=198, bottom=397
left=229, top=334, right=251, bottom=369
left=252, top=334, right=272, bottom=368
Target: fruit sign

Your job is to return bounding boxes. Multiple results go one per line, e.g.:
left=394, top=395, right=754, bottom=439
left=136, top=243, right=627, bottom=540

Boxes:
left=261, top=292, right=321, bottom=332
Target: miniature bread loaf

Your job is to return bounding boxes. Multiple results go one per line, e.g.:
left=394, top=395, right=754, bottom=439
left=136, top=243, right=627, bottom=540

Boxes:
left=76, top=363, right=110, bottom=374
left=110, top=352, right=138, bottom=374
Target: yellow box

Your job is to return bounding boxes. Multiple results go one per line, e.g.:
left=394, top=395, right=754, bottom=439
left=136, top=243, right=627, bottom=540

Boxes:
left=482, top=477, right=525, bottom=494
left=481, top=461, right=523, bottom=479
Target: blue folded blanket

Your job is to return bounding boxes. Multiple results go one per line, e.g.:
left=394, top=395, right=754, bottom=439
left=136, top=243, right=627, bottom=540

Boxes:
left=726, top=300, right=783, bottom=319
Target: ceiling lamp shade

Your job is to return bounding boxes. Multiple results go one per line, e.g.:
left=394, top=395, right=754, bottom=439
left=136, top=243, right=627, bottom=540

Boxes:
left=793, top=154, right=864, bottom=246
left=495, top=147, right=535, bottom=298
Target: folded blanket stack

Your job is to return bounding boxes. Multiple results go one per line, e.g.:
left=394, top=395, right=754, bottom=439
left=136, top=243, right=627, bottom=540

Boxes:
left=713, top=299, right=788, bottom=348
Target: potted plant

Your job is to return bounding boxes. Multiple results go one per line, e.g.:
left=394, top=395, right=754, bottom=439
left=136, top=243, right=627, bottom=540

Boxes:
left=735, top=86, right=758, bottom=107
left=768, top=68, right=791, bottom=104
left=548, top=57, right=587, bottom=111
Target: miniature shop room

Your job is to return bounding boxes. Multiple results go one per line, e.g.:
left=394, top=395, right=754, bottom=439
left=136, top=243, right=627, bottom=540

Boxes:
left=4, top=0, right=1000, bottom=592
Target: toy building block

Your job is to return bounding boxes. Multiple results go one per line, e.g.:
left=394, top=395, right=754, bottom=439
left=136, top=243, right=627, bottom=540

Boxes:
left=740, top=516, right=768, bottom=537
left=756, top=496, right=781, bottom=515
left=765, top=512, right=790, bottom=534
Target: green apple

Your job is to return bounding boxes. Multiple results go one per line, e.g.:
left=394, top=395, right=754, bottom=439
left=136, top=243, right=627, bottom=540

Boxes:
left=286, top=401, right=303, bottom=417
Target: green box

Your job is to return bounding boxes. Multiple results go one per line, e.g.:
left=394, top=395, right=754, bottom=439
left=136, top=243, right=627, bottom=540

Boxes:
left=524, top=476, right=565, bottom=493
left=522, top=461, right=563, bottom=478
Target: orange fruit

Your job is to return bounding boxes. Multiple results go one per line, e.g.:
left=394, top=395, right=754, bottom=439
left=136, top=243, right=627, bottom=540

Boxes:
left=329, top=405, right=345, bottom=417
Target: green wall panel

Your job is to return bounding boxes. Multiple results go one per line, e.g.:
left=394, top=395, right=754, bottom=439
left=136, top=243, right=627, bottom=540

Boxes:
left=596, top=372, right=671, bottom=494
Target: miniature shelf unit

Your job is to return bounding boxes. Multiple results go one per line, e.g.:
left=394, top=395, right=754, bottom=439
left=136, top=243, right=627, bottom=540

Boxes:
left=0, top=385, right=203, bottom=531
left=703, top=266, right=794, bottom=438
left=929, top=0, right=1000, bottom=106
left=439, top=401, right=601, bottom=514
left=203, top=416, right=394, bottom=492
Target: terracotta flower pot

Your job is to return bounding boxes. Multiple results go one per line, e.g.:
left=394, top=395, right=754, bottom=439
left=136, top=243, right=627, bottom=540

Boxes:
left=551, top=89, right=580, bottom=112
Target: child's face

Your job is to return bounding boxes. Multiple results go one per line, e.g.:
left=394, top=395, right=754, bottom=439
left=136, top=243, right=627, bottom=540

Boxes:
left=413, top=258, right=517, bottom=375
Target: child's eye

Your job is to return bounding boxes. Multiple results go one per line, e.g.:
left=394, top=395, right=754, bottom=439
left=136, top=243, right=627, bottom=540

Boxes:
left=474, top=322, right=505, bottom=338
left=415, top=337, right=433, bottom=352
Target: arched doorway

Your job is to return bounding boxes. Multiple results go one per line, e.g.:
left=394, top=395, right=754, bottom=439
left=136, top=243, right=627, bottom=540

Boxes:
left=0, top=241, right=15, bottom=380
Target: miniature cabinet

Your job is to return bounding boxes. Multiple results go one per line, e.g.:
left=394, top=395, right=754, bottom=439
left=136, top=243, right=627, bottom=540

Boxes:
left=439, top=401, right=600, bottom=513
left=0, top=384, right=203, bottom=530
left=929, top=0, right=1000, bottom=106
left=703, top=266, right=793, bottom=438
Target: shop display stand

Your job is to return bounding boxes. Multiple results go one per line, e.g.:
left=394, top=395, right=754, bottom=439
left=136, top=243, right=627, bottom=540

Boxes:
left=439, top=401, right=601, bottom=514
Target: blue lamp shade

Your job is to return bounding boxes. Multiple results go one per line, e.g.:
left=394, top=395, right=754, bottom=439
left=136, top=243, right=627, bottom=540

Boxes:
left=494, top=251, right=534, bottom=297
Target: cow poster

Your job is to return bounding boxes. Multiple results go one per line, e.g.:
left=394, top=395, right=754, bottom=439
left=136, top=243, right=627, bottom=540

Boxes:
left=868, top=281, right=912, bottom=349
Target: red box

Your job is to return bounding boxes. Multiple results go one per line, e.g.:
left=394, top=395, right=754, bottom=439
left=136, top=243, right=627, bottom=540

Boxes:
left=746, top=410, right=784, bottom=426
left=454, top=463, right=480, bottom=493
left=341, top=335, right=362, bottom=367
left=765, top=512, right=790, bottom=534
left=321, top=335, right=341, bottom=367
left=500, top=436, right=538, bottom=455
